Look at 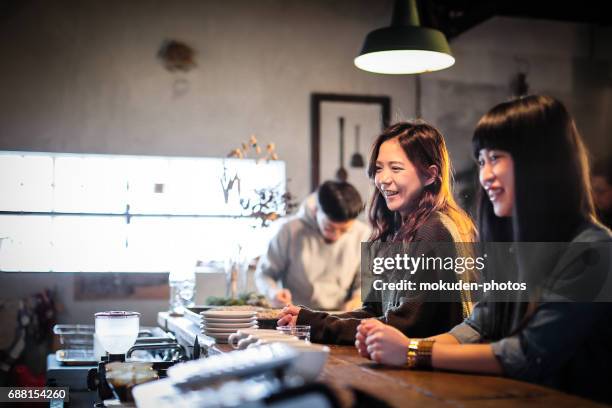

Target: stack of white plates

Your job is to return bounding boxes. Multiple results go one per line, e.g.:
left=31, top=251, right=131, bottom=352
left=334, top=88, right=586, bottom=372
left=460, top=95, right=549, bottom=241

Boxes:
left=200, top=310, right=258, bottom=343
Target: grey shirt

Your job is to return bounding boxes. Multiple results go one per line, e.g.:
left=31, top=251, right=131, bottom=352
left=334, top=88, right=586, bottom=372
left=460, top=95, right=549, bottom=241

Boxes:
left=255, top=194, right=370, bottom=310
left=449, top=222, right=612, bottom=404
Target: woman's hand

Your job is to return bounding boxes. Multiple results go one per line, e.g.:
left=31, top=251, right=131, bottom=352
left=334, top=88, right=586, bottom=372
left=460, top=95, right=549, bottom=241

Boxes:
left=359, top=320, right=411, bottom=366
left=277, top=304, right=301, bottom=326
left=355, top=319, right=384, bottom=358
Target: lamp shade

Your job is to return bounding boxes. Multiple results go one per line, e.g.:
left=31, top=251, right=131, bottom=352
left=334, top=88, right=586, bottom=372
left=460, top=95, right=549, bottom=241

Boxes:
left=355, top=0, right=455, bottom=74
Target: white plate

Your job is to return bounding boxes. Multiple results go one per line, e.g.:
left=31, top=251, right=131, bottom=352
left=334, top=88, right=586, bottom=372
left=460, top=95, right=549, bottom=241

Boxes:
left=203, top=316, right=257, bottom=324
left=204, top=325, right=258, bottom=334
left=202, top=310, right=257, bottom=319
left=201, top=321, right=257, bottom=329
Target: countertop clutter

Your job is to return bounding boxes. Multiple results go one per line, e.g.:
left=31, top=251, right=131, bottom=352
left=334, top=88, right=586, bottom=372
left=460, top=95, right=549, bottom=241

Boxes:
left=44, top=308, right=609, bottom=407
left=150, top=313, right=603, bottom=408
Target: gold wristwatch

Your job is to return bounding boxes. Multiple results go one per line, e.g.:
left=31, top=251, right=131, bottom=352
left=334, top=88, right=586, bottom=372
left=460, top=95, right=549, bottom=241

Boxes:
left=406, top=338, right=435, bottom=369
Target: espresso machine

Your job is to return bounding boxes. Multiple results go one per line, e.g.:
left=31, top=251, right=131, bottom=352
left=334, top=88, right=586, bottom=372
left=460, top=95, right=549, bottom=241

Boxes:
left=86, top=311, right=187, bottom=406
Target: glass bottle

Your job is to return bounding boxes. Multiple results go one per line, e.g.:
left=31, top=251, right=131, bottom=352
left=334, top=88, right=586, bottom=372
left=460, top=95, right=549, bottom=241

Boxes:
left=169, top=259, right=196, bottom=315
left=225, top=244, right=248, bottom=299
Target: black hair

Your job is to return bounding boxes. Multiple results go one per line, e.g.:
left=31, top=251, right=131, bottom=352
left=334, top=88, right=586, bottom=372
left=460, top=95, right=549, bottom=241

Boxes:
left=472, top=95, right=597, bottom=338
left=472, top=95, right=595, bottom=243
left=317, top=180, right=363, bottom=222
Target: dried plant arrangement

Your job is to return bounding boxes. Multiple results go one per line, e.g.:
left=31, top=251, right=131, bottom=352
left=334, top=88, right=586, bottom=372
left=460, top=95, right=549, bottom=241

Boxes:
left=221, top=135, right=296, bottom=226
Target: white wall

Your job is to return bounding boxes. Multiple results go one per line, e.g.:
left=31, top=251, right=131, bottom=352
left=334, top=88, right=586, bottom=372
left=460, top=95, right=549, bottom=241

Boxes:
left=0, top=1, right=610, bottom=325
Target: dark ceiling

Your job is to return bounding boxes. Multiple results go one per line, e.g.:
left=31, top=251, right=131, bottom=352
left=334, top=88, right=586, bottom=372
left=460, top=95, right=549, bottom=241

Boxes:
left=1, top=0, right=608, bottom=38
left=418, top=0, right=610, bottom=40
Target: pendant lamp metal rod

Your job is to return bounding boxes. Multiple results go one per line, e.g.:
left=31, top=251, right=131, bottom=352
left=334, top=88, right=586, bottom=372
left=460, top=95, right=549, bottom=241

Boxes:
left=392, top=0, right=420, bottom=27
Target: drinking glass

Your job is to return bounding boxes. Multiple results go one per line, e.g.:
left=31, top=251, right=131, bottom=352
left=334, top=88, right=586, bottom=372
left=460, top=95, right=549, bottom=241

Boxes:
left=276, top=325, right=311, bottom=341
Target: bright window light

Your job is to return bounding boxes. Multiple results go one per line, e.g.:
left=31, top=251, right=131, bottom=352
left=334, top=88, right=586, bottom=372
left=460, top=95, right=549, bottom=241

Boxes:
left=54, top=156, right=128, bottom=213
left=0, top=151, right=286, bottom=272
left=0, top=154, right=54, bottom=212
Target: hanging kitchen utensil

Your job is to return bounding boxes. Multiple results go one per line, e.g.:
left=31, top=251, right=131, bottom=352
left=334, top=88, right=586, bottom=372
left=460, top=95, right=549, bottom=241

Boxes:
left=350, top=124, right=365, bottom=168
left=336, top=117, right=348, bottom=181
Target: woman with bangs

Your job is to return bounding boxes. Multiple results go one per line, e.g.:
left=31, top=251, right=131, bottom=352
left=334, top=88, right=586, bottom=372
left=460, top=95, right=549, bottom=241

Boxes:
left=356, top=95, right=612, bottom=404
left=277, top=121, right=477, bottom=344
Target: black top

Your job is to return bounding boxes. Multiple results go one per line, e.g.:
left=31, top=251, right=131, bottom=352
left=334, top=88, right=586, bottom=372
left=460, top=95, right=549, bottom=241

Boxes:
left=297, top=211, right=470, bottom=344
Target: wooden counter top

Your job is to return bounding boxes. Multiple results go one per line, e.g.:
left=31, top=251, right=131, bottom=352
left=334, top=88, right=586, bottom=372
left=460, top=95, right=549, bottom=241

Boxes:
left=318, top=345, right=605, bottom=407
left=158, top=312, right=605, bottom=407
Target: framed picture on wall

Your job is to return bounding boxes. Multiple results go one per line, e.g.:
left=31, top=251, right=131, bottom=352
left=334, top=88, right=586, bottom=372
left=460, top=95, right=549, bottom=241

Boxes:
left=310, top=93, right=391, bottom=210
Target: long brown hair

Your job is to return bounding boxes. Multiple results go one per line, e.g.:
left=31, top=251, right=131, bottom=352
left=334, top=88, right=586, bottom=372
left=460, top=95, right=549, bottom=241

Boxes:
left=367, top=121, right=476, bottom=243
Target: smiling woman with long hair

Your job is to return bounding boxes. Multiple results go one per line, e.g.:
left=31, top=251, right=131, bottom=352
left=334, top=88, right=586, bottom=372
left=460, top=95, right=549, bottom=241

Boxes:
left=356, top=95, right=612, bottom=404
left=277, top=121, right=477, bottom=344
left=368, top=123, right=476, bottom=244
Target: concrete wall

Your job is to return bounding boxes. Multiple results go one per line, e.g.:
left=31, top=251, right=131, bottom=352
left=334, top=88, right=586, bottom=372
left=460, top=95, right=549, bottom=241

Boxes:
left=0, top=0, right=610, bottom=325
left=0, top=271, right=239, bottom=326
left=424, top=17, right=612, bottom=171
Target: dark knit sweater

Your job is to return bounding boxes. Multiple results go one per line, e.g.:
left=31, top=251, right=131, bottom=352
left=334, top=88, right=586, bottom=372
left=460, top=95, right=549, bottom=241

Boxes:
left=297, top=211, right=469, bottom=344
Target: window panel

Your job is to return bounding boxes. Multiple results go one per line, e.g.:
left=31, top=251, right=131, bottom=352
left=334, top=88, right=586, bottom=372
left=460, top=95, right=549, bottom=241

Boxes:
left=0, top=154, right=53, bottom=212
left=0, top=151, right=286, bottom=272
left=53, top=156, right=128, bottom=213
left=165, top=159, right=229, bottom=215
left=0, top=215, right=54, bottom=271
left=126, top=157, right=170, bottom=214
left=52, top=216, right=127, bottom=272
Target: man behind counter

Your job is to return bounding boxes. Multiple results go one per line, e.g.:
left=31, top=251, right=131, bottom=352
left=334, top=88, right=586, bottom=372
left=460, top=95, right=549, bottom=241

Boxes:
left=255, top=180, right=370, bottom=311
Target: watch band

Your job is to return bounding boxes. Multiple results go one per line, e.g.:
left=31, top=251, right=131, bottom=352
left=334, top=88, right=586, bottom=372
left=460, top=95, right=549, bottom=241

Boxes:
left=406, top=338, right=435, bottom=369
left=406, top=338, right=420, bottom=368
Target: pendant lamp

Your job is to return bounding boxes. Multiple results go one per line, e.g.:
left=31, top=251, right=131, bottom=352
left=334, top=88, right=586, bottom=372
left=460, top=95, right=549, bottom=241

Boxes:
left=354, top=0, right=455, bottom=74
